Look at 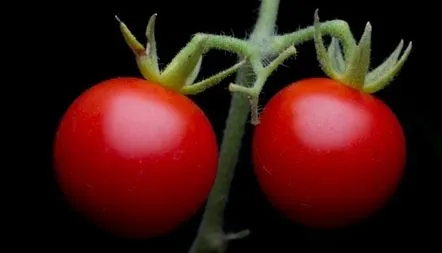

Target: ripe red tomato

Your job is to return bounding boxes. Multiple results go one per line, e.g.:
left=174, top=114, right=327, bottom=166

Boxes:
left=252, top=77, right=406, bottom=229
left=53, top=77, right=218, bottom=238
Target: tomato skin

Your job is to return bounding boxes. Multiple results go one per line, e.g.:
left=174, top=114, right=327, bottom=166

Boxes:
left=252, top=77, right=406, bottom=228
left=53, top=77, right=218, bottom=238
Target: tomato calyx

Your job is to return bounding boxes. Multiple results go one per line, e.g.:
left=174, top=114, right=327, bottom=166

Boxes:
left=117, top=15, right=161, bottom=83
left=117, top=14, right=247, bottom=95
left=313, top=9, right=413, bottom=93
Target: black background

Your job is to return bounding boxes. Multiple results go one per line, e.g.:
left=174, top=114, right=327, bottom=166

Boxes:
left=27, top=0, right=437, bottom=252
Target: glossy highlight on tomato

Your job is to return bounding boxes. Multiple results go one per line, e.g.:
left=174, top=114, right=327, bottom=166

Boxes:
left=252, top=77, right=406, bottom=228
left=53, top=77, right=218, bottom=238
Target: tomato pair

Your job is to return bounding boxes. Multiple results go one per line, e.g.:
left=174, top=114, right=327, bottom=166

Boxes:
left=53, top=76, right=405, bottom=238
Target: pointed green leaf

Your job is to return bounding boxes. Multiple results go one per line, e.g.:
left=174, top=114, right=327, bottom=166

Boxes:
left=363, top=41, right=412, bottom=93
left=341, top=22, right=372, bottom=88
left=145, top=14, right=160, bottom=75
left=185, top=56, right=203, bottom=85
left=313, top=9, right=341, bottom=80
left=182, top=59, right=246, bottom=95
left=365, top=40, right=403, bottom=83
left=328, top=37, right=346, bottom=73
left=117, top=16, right=161, bottom=82
left=160, top=34, right=207, bottom=90
left=117, top=16, right=145, bottom=55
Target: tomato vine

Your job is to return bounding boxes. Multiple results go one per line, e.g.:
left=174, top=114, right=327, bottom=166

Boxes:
left=117, top=0, right=412, bottom=252
left=54, top=0, right=413, bottom=252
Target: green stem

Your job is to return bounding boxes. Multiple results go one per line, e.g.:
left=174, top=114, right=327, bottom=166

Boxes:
left=197, top=34, right=250, bottom=56
left=188, top=73, right=252, bottom=253
left=250, top=0, right=279, bottom=40
left=188, top=0, right=279, bottom=252
left=273, top=20, right=356, bottom=58
left=206, top=91, right=251, bottom=227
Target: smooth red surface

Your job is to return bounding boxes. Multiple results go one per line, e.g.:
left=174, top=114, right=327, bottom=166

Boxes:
left=252, top=78, right=406, bottom=228
left=53, top=77, right=218, bottom=238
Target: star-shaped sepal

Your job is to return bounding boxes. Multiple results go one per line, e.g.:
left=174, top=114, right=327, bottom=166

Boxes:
left=116, top=14, right=246, bottom=95
left=313, top=10, right=412, bottom=93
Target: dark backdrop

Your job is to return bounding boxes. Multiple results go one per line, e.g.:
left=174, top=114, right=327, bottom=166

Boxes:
left=31, top=0, right=436, bottom=252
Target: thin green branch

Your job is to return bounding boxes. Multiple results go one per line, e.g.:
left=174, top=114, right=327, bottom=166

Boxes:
left=188, top=0, right=280, bottom=252
left=194, top=34, right=251, bottom=56
left=312, top=11, right=343, bottom=81
left=250, top=0, right=280, bottom=41
left=182, top=59, right=247, bottom=95
left=188, top=91, right=251, bottom=253
left=273, top=19, right=356, bottom=58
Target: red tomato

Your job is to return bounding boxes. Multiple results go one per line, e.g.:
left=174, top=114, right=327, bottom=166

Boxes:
left=252, top=77, right=406, bottom=229
left=53, top=77, right=218, bottom=238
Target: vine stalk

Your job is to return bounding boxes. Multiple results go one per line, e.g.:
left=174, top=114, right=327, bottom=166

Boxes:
left=188, top=1, right=280, bottom=252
